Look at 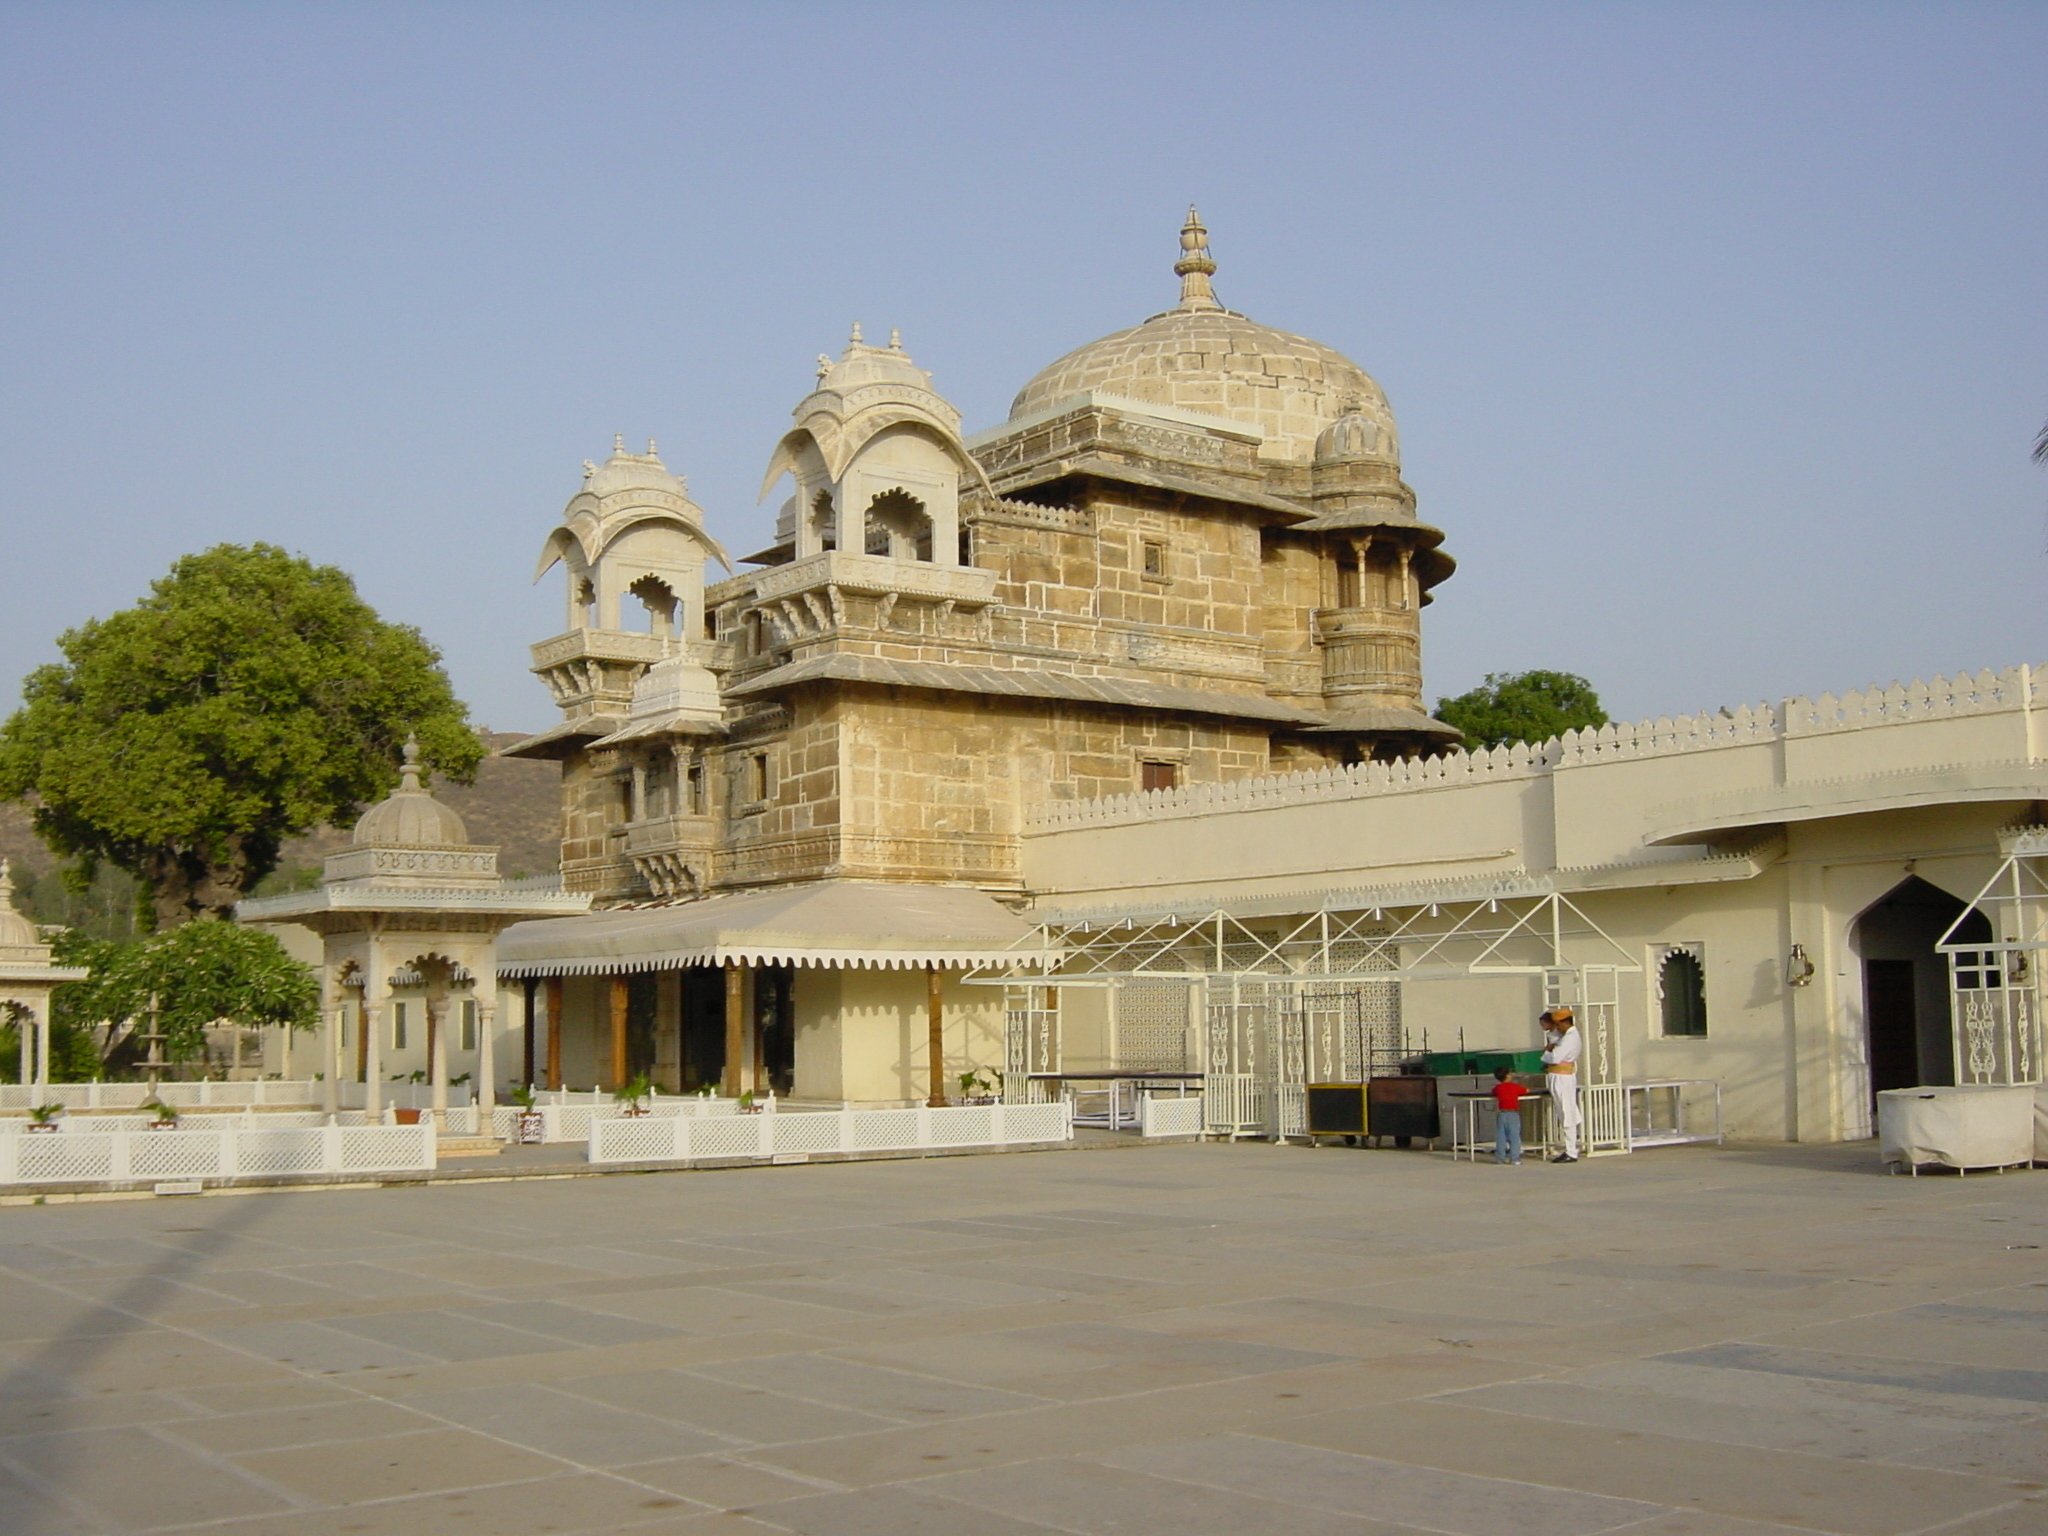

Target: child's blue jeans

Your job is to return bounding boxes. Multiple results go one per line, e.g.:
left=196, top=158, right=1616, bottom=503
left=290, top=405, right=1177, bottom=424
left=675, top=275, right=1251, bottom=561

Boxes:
left=1494, top=1109, right=1522, bottom=1163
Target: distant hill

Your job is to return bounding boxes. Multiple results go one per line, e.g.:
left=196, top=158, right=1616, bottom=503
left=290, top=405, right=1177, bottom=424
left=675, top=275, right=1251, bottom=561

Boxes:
left=0, top=730, right=564, bottom=888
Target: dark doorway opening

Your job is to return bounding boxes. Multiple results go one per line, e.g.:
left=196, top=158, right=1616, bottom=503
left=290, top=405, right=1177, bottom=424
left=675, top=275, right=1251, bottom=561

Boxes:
left=1854, top=876, right=1987, bottom=1094
left=756, top=964, right=796, bottom=1097
left=679, top=966, right=727, bottom=1093
left=626, top=975, right=659, bottom=1082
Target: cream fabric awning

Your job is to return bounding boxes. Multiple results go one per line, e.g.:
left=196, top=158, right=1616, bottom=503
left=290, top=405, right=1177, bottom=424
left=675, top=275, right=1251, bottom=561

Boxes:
left=497, top=880, right=1036, bottom=976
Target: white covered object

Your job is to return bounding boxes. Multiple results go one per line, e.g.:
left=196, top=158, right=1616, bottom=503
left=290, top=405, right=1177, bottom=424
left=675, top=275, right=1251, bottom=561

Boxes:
left=1877, top=1085, right=2034, bottom=1172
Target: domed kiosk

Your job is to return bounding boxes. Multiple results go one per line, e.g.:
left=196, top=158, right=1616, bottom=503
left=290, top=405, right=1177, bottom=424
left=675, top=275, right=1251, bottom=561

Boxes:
left=240, top=738, right=589, bottom=1122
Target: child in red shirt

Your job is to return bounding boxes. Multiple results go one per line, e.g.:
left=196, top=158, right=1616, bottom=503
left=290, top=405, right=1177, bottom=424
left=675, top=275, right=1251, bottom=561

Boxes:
left=1491, top=1067, right=1527, bottom=1164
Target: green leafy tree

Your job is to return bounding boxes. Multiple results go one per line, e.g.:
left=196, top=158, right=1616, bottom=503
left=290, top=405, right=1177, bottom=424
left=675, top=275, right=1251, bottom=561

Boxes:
left=0, top=544, right=481, bottom=927
left=1436, top=670, right=1609, bottom=751
left=65, top=918, right=318, bottom=1063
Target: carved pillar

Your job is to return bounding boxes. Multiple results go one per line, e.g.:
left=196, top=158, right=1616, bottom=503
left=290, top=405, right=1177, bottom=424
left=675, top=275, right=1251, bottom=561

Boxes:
left=476, top=997, right=496, bottom=1117
left=363, top=934, right=385, bottom=1113
left=427, top=993, right=448, bottom=1126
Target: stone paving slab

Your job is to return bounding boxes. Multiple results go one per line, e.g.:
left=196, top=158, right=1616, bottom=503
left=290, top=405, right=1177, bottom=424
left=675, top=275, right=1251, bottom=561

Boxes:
left=0, top=1140, right=2042, bottom=1534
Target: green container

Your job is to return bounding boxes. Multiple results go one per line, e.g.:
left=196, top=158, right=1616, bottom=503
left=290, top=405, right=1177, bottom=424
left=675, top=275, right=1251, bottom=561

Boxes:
left=1421, top=1048, right=1545, bottom=1077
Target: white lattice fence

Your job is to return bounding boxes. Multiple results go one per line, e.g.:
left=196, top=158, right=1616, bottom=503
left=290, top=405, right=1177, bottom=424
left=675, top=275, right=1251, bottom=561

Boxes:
left=489, top=1097, right=741, bottom=1144
left=0, top=1122, right=435, bottom=1185
left=586, top=1102, right=1073, bottom=1165
left=1138, top=1094, right=1205, bottom=1138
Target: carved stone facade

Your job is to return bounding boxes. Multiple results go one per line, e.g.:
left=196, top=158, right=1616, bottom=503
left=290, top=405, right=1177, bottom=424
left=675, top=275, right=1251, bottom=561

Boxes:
left=510, top=211, right=1459, bottom=907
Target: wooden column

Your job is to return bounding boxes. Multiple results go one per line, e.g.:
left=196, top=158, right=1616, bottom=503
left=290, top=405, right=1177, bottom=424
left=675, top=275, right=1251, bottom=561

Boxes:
left=608, top=976, right=630, bottom=1088
left=521, top=977, right=538, bottom=1089
left=926, top=964, right=947, bottom=1108
left=544, top=976, right=563, bottom=1090
left=722, top=963, right=745, bottom=1096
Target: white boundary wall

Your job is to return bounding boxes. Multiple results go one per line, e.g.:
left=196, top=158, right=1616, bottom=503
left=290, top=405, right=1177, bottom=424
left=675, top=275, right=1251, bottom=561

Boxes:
left=588, top=1101, right=1072, bottom=1164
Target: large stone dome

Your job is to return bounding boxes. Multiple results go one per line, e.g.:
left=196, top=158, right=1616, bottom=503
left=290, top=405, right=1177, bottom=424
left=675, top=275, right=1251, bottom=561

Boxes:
left=1008, top=210, right=1398, bottom=465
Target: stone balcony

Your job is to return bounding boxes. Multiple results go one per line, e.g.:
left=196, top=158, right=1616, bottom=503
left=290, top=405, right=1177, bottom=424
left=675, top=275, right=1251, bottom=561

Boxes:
left=530, top=628, right=682, bottom=671
left=749, top=552, right=999, bottom=610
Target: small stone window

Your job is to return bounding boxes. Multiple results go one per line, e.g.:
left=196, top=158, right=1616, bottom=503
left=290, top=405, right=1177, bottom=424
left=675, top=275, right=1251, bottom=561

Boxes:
left=391, top=1001, right=409, bottom=1051
left=751, top=752, right=774, bottom=804
left=1140, top=760, right=1180, bottom=793
left=686, top=760, right=705, bottom=814
left=1657, top=947, right=1707, bottom=1037
left=459, top=999, right=477, bottom=1052
left=1141, top=540, right=1167, bottom=579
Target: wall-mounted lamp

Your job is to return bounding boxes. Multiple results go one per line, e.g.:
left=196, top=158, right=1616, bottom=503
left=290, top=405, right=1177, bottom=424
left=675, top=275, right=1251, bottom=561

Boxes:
left=1786, top=943, right=1816, bottom=988
left=2012, top=948, right=2031, bottom=985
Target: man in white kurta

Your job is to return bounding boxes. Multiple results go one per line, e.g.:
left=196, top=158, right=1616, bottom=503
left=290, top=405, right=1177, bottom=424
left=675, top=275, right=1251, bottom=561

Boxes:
left=1541, top=1007, right=1582, bottom=1162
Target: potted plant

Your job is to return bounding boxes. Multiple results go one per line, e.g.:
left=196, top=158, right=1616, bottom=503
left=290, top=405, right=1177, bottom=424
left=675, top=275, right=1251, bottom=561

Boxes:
left=957, top=1069, right=1001, bottom=1106
left=737, top=1090, right=759, bottom=1114
left=144, top=1100, right=181, bottom=1130
left=510, top=1084, right=545, bottom=1144
left=24, top=1103, right=61, bottom=1135
left=613, top=1071, right=653, bottom=1118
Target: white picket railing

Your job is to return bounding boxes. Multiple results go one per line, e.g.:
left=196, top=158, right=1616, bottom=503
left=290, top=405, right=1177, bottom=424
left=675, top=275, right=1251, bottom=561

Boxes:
left=0, top=1080, right=324, bottom=1111
left=1204, top=1074, right=1264, bottom=1139
left=0, top=1122, right=436, bottom=1185
left=1138, top=1094, right=1206, bottom=1138
left=588, top=1101, right=1073, bottom=1165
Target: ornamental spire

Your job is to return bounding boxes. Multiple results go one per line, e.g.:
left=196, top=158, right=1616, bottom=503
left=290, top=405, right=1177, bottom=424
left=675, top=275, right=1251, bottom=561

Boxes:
left=1174, top=205, right=1220, bottom=312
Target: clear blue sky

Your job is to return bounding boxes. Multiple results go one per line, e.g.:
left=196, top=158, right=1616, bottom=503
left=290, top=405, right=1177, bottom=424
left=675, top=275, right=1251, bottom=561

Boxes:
left=2, top=1, right=2043, bottom=732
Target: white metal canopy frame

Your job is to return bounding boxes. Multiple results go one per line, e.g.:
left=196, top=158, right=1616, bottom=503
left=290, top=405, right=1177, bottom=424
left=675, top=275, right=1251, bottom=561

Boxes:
left=977, top=890, right=1646, bottom=1142
left=1937, top=829, right=2048, bottom=1086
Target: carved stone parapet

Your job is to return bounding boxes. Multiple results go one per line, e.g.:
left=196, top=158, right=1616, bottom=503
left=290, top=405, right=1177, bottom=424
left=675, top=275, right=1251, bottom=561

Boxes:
left=321, top=845, right=501, bottom=884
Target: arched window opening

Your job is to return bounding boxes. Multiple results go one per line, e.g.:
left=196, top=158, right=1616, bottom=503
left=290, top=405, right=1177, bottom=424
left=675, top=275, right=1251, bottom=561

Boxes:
left=1333, top=547, right=1361, bottom=609
left=1658, top=948, right=1707, bottom=1037
left=628, top=576, right=678, bottom=638
left=864, top=489, right=932, bottom=563
left=574, top=577, right=597, bottom=628
left=811, top=490, right=837, bottom=553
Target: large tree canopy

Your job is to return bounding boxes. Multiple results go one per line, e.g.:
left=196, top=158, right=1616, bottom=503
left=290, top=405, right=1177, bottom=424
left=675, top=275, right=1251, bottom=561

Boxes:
left=1436, top=670, right=1610, bottom=751
left=0, top=544, right=482, bottom=926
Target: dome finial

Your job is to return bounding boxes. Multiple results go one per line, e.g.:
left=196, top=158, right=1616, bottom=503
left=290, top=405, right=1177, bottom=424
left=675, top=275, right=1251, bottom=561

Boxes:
left=849, top=321, right=863, bottom=346
left=613, top=432, right=625, bottom=453
left=399, top=734, right=423, bottom=792
left=1174, top=205, right=1220, bottom=312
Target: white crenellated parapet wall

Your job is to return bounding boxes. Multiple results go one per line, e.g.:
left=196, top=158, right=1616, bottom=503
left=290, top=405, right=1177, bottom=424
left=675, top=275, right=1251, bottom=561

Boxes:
left=1022, top=663, right=2048, bottom=912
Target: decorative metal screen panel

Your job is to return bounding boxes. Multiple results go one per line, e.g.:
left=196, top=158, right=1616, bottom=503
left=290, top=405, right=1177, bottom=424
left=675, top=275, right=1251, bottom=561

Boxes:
left=1112, top=982, right=1188, bottom=1072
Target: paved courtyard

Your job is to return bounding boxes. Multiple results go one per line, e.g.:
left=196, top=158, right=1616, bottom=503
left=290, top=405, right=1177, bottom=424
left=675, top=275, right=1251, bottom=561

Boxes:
left=0, top=1140, right=2044, bottom=1536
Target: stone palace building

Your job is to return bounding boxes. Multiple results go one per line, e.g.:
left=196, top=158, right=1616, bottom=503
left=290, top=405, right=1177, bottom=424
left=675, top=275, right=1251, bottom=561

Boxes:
left=249, top=212, right=2048, bottom=1145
